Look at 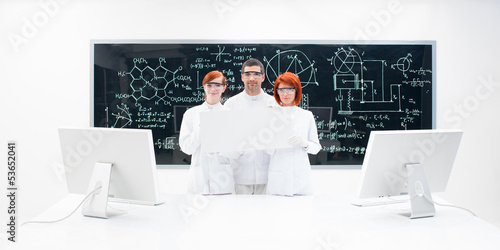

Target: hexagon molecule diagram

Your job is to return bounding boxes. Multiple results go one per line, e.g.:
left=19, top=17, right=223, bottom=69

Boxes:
left=127, top=57, right=181, bottom=105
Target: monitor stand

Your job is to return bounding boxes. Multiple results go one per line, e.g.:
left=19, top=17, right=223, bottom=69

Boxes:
left=82, top=162, right=126, bottom=219
left=400, top=163, right=436, bottom=219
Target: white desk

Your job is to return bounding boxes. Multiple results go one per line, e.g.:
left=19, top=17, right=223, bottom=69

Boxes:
left=5, top=194, right=500, bottom=250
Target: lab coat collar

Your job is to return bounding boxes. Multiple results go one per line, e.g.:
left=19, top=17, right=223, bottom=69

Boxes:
left=242, top=88, right=267, bottom=101
left=203, top=101, right=222, bottom=110
left=280, top=105, right=299, bottom=113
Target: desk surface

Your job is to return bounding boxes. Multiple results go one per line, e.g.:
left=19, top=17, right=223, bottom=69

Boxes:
left=5, top=194, right=500, bottom=250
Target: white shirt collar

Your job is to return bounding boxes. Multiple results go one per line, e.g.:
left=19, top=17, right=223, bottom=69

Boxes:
left=243, top=89, right=266, bottom=101
left=203, top=101, right=222, bottom=110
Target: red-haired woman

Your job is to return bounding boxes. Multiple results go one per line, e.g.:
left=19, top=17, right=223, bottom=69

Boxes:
left=267, top=72, right=321, bottom=196
left=179, top=70, right=234, bottom=195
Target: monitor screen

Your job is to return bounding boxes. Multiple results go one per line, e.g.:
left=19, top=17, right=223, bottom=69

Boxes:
left=356, top=129, right=463, bottom=199
left=59, top=127, right=161, bottom=206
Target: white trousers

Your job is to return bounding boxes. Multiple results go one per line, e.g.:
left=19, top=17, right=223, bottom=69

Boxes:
left=235, top=184, right=267, bottom=195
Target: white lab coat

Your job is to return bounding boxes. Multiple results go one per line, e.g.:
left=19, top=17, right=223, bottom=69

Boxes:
left=266, top=106, right=321, bottom=196
left=179, top=102, right=235, bottom=195
left=224, top=89, right=276, bottom=185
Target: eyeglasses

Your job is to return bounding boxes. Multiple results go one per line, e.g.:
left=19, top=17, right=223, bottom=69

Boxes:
left=204, top=83, right=225, bottom=90
left=242, top=71, right=263, bottom=79
left=277, top=88, right=296, bottom=94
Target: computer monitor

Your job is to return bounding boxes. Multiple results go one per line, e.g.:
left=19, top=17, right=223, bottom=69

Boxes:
left=59, top=127, right=162, bottom=218
left=355, top=129, right=463, bottom=218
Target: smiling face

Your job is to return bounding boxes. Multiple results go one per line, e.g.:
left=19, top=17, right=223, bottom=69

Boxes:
left=203, top=76, right=226, bottom=104
left=241, top=65, right=264, bottom=96
left=276, top=82, right=296, bottom=106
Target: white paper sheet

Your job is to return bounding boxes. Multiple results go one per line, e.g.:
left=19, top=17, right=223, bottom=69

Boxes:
left=200, top=108, right=293, bottom=153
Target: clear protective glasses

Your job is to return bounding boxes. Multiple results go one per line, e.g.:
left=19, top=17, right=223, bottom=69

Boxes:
left=276, top=88, right=296, bottom=94
left=204, top=82, right=225, bottom=90
left=242, top=71, right=263, bottom=79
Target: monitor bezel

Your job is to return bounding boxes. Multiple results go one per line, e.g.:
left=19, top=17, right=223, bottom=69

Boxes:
left=59, top=127, right=162, bottom=205
left=356, top=129, right=463, bottom=199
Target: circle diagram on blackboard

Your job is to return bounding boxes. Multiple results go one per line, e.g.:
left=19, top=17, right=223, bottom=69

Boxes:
left=391, top=53, right=412, bottom=78
left=331, top=47, right=362, bottom=74
left=263, top=50, right=318, bottom=88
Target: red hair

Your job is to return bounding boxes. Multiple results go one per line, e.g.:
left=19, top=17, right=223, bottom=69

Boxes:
left=202, top=71, right=227, bottom=101
left=202, top=70, right=227, bottom=85
left=273, top=72, right=302, bottom=106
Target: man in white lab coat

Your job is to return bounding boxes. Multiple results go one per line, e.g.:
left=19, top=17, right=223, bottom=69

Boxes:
left=224, top=58, right=276, bottom=194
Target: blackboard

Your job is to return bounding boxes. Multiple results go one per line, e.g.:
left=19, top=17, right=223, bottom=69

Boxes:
left=92, top=41, right=435, bottom=167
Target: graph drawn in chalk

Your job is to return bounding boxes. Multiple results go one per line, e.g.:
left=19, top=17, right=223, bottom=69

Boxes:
left=210, top=45, right=231, bottom=62
left=329, top=47, right=402, bottom=115
left=263, top=50, right=318, bottom=88
left=391, top=53, right=412, bottom=78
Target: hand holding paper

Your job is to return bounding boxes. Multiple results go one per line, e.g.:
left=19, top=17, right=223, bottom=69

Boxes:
left=287, top=135, right=309, bottom=148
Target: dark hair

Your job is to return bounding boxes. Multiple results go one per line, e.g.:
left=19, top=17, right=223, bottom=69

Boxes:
left=273, top=72, right=302, bottom=106
left=241, top=58, right=264, bottom=74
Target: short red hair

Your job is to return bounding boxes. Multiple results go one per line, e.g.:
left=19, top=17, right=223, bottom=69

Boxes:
left=202, top=70, right=227, bottom=85
left=273, top=72, right=302, bottom=106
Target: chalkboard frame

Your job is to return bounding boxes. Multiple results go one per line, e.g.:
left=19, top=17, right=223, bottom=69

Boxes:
left=90, top=39, right=436, bottom=169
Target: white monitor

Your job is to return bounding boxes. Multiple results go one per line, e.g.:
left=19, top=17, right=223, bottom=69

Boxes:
left=59, top=127, right=162, bottom=218
left=355, top=129, right=463, bottom=218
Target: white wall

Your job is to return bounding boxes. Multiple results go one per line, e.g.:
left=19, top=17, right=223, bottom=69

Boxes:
left=1, top=0, right=499, bottom=228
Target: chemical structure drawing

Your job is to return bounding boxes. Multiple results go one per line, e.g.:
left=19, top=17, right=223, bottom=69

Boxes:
left=329, top=47, right=402, bottom=115
left=119, top=57, right=187, bottom=106
left=263, top=50, right=319, bottom=88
